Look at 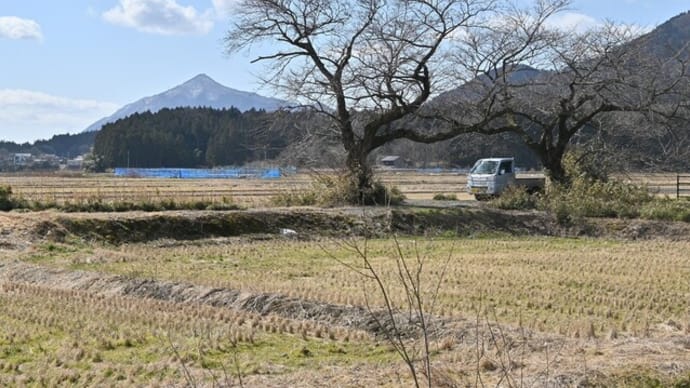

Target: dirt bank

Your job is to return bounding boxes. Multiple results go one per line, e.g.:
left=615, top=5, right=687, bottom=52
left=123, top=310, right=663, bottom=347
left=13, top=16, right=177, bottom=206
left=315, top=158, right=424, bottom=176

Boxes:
left=2, top=206, right=684, bottom=246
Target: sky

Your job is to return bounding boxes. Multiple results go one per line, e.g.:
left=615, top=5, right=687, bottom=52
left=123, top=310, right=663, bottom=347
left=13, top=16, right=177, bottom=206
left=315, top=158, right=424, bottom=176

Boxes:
left=1, top=0, right=689, bottom=144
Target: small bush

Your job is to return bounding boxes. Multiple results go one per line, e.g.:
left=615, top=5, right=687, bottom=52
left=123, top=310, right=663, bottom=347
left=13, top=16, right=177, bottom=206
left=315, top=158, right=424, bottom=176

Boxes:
left=338, top=176, right=405, bottom=206
left=640, top=198, right=690, bottom=222
left=112, top=202, right=136, bottom=212
left=539, top=152, right=653, bottom=221
left=159, top=198, right=178, bottom=210
left=270, top=173, right=405, bottom=207
left=489, top=185, right=539, bottom=210
left=270, top=190, right=319, bottom=207
left=0, top=186, right=14, bottom=211
left=205, top=201, right=241, bottom=211
left=541, top=179, right=652, bottom=219
left=432, top=193, right=458, bottom=201
left=310, top=173, right=384, bottom=206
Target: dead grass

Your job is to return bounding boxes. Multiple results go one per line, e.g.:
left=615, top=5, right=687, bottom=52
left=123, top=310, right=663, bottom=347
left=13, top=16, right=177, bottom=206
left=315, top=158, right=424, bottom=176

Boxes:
left=1, top=171, right=683, bottom=208
left=0, top=279, right=390, bottom=386
left=1, top=203, right=689, bottom=385
left=21, top=236, right=690, bottom=339
left=0, top=171, right=473, bottom=206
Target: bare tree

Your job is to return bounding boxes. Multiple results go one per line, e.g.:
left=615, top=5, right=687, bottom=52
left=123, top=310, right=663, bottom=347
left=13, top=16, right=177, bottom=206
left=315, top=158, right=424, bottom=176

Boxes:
left=588, top=109, right=690, bottom=172
left=226, top=0, right=688, bottom=191
left=225, top=0, right=567, bottom=202
left=456, top=20, right=690, bottom=182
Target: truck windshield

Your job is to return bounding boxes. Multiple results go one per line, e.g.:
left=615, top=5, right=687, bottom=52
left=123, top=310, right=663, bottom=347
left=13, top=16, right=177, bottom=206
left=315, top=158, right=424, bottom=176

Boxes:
left=471, top=160, right=499, bottom=174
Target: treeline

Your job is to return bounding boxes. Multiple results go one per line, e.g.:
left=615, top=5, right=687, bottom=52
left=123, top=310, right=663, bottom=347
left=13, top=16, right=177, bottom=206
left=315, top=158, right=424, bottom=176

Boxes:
left=93, top=107, right=303, bottom=170
left=0, top=132, right=95, bottom=159
left=92, top=104, right=546, bottom=171
left=91, top=105, right=689, bottom=172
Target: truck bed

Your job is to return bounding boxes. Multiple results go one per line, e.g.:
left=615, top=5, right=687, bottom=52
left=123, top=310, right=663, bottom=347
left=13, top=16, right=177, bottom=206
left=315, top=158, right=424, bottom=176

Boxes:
left=515, top=176, right=545, bottom=188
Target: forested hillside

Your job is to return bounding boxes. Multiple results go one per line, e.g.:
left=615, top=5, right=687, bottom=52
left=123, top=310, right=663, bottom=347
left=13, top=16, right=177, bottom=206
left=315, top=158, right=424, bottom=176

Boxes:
left=93, top=107, right=303, bottom=170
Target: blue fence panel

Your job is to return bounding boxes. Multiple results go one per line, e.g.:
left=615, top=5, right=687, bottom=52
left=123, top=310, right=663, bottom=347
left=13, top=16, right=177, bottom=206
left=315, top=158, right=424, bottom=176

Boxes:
left=114, top=167, right=285, bottom=179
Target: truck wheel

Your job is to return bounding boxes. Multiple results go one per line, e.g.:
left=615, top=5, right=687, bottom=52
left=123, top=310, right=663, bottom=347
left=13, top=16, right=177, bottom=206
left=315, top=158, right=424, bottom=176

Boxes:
left=475, top=194, right=489, bottom=201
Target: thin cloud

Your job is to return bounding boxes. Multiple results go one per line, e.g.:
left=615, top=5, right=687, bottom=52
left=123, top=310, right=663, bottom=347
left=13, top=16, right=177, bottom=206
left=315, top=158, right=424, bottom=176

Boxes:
left=211, top=0, right=238, bottom=18
left=546, top=12, right=652, bottom=35
left=103, top=0, right=214, bottom=35
left=0, top=16, right=43, bottom=40
left=0, top=89, right=119, bottom=141
left=546, top=12, right=600, bottom=33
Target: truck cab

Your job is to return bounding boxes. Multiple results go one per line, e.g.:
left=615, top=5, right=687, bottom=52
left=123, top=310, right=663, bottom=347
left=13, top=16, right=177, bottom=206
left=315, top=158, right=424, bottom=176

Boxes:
left=466, top=158, right=516, bottom=200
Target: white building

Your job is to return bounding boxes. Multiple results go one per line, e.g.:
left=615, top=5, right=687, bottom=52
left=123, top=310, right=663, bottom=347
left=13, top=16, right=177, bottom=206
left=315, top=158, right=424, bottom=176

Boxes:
left=13, top=153, right=33, bottom=166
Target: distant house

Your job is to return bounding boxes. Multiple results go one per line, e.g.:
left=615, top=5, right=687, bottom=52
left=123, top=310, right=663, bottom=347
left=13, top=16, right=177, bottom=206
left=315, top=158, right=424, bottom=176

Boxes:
left=13, top=153, right=32, bottom=166
left=379, top=155, right=404, bottom=168
left=66, top=156, right=84, bottom=170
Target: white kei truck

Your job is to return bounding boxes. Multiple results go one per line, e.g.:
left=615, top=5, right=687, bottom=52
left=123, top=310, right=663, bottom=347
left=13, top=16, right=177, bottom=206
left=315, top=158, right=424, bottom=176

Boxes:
left=466, top=157, right=545, bottom=200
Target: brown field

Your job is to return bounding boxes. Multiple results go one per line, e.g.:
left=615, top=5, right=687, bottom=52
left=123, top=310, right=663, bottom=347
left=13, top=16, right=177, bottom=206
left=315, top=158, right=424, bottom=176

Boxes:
left=0, top=170, right=687, bottom=207
left=0, top=170, right=472, bottom=205
left=0, top=172, right=689, bottom=386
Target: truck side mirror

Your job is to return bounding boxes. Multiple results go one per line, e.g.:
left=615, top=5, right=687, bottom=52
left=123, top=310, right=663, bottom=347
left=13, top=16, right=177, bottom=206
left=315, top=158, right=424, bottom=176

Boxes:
left=499, top=169, right=505, bottom=175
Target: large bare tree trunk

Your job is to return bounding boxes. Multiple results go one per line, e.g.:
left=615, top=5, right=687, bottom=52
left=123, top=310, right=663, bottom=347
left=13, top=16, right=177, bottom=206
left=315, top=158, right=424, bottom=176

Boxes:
left=344, top=142, right=378, bottom=204
left=540, top=150, right=568, bottom=186
left=347, top=154, right=373, bottom=202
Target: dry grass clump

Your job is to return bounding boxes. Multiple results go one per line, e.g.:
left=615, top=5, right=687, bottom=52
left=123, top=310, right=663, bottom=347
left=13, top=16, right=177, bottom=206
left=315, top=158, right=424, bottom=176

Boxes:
left=270, top=172, right=405, bottom=207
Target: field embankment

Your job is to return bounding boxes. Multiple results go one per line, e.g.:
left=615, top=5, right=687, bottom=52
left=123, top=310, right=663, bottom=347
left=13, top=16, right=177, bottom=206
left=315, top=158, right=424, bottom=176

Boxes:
left=21, top=206, right=690, bottom=245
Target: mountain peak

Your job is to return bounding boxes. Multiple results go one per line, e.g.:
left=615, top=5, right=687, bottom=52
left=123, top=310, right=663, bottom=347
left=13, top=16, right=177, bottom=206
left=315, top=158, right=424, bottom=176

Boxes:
left=183, top=73, right=220, bottom=87
left=191, top=73, right=212, bottom=80
left=165, top=73, right=228, bottom=99
left=83, top=75, right=290, bottom=133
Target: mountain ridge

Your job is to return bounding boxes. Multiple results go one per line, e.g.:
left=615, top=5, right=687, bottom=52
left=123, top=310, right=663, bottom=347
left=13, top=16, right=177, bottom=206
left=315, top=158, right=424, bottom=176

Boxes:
left=82, top=74, right=289, bottom=133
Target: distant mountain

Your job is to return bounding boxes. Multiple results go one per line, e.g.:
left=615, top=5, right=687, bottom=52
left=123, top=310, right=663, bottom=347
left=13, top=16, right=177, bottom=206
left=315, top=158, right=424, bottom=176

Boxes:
left=434, top=10, right=690, bottom=102
left=633, top=11, right=690, bottom=57
left=430, top=64, right=547, bottom=107
left=83, top=74, right=290, bottom=133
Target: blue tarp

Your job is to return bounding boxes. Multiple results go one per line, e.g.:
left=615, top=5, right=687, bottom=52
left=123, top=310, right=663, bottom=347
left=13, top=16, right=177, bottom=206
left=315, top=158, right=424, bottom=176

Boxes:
left=114, top=167, right=283, bottom=179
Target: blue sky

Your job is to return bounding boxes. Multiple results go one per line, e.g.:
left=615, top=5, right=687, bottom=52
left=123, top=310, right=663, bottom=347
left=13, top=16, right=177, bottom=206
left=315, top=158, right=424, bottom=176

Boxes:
left=1, top=0, right=689, bottom=143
